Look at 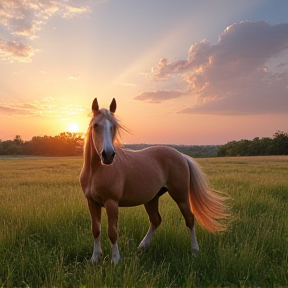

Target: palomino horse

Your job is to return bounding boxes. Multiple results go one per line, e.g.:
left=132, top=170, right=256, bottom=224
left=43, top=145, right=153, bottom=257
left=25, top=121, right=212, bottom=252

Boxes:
left=80, top=98, right=228, bottom=264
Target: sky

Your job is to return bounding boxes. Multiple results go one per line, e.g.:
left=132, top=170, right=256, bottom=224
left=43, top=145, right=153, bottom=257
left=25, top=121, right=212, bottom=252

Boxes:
left=0, top=0, right=288, bottom=145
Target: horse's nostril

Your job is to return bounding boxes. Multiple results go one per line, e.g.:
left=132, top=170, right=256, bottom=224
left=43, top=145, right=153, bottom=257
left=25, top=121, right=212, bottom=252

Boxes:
left=101, top=150, right=107, bottom=159
left=112, top=151, right=116, bottom=158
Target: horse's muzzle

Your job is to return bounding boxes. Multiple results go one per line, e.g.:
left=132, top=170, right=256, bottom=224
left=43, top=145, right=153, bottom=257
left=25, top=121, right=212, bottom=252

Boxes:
left=101, top=150, right=116, bottom=165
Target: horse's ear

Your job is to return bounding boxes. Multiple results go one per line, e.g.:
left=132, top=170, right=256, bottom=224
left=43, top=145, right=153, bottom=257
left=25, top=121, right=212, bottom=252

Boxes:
left=110, top=98, right=116, bottom=113
left=92, top=98, right=99, bottom=114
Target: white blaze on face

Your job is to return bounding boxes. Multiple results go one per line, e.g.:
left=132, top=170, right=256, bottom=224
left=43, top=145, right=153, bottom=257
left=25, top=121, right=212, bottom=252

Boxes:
left=103, top=119, right=115, bottom=155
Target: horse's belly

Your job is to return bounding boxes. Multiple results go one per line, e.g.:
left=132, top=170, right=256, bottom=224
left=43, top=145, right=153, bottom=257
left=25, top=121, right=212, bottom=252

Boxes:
left=118, top=199, right=144, bottom=207
left=118, top=195, right=155, bottom=207
left=118, top=195, right=153, bottom=207
left=118, top=182, right=161, bottom=207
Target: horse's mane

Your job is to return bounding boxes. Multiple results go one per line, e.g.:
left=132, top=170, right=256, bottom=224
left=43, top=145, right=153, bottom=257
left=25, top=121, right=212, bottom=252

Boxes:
left=83, top=109, right=126, bottom=164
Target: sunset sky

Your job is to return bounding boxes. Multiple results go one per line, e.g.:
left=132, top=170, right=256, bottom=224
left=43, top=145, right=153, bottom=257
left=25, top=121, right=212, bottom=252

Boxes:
left=1, top=0, right=288, bottom=145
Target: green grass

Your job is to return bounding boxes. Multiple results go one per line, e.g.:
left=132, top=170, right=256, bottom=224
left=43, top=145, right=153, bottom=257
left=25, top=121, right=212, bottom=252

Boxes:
left=0, top=156, right=288, bottom=287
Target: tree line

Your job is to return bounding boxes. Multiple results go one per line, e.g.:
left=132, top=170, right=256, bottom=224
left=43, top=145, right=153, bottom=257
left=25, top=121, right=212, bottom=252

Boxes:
left=125, top=144, right=218, bottom=158
left=217, top=131, right=288, bottom=157
left=0, top=130, right=287, bottom=157
left=0, top=133, right=84, bottom=156
left=0, top=135, right=218, bottom=158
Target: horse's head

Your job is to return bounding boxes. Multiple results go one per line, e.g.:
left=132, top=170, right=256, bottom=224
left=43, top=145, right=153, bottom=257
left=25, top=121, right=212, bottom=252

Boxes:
left=90, top=98, right=118, bottom=165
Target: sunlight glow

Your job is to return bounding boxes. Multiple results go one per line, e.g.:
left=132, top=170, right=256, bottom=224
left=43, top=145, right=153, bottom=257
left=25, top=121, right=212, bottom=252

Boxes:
left=68, top=122, right=79, bottom=133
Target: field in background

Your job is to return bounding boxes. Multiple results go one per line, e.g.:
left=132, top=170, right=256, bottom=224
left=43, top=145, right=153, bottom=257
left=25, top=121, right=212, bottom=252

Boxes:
left=0, top=156, right=288, bottom=287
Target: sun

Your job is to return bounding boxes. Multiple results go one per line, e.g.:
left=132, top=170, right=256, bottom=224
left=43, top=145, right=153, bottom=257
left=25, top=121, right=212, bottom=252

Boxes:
left=68, top=122, right=79, bottom=133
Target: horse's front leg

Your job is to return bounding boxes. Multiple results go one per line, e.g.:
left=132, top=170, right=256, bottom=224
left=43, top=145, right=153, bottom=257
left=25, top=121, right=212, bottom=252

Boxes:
left=105, top=199, right=120, bottom=264
left=88, top=200, right=102, bottom=263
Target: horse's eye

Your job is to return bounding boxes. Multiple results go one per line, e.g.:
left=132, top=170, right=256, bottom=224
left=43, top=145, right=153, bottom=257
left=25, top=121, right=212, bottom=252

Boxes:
left=93, top=123, right=98, bottom=129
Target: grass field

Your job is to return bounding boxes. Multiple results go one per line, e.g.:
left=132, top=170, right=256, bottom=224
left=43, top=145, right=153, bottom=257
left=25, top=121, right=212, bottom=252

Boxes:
left=0, top=155, right=288, bottom=287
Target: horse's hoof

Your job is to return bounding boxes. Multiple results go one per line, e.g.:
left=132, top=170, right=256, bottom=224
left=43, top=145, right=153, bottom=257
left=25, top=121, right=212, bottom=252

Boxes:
left=192, top=247, right=199, bottom=256
left=137, top=243, right=146, bottom=249
left=111, top=254, right=121, bottom=264
left=138, top=240, right=151, bottom=249
left=91, top=253, right=102, bottom=263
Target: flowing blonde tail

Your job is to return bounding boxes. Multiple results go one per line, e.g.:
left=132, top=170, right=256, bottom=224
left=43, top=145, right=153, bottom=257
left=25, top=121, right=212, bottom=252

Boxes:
left=184, top=155, right=229, bottom=233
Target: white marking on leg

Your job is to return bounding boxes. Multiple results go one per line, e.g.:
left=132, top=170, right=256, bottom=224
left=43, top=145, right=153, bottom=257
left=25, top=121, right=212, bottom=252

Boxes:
left=91, top=235, right=102, bottom=263
left=111, top=242, right=121, bottom=264
left=138, top=226, right=154, bottom=248
left=190, top=227, right=199, bottom=255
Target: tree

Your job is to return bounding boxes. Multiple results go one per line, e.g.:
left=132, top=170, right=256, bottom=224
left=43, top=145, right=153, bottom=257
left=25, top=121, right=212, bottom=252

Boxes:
left=273, top=131, right=288, bottom=155
left=0, top=138, right=21, bottom=155
left=217, top=131, right=288, bottom=157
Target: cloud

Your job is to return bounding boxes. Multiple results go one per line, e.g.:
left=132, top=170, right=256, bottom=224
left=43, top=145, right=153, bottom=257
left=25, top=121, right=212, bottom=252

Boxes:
left=0, top=0, right=91, bottom=62
left=67, top=73, right=81, bottom=81
left=120, top=83, right=136, bottom=87
left=0, top=38, right=36, bottom=62
left=136, top=21, right=288, bottom=115
left=0, top=102, right=40, bottom=116
left=134, top=90, right=185, bottom=103
left=0, top=98, right=89, bottom=117
left=0, top=105, right=28, bottom=115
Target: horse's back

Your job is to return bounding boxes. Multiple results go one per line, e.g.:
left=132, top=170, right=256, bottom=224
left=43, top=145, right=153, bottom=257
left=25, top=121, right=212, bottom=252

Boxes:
left=121, top=145, right=187, bottom=175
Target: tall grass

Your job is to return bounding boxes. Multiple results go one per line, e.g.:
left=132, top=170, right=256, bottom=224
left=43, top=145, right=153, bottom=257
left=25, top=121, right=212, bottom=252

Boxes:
left=0, top=156, right=287, bottom=287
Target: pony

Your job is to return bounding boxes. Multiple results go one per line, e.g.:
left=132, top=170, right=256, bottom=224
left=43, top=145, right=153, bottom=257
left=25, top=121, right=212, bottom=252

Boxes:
left=80, top=98, right=228, bottom=264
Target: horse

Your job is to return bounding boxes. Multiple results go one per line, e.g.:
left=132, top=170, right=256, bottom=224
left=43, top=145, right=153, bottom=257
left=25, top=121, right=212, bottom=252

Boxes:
left=80, top=98, right=228, bottom=264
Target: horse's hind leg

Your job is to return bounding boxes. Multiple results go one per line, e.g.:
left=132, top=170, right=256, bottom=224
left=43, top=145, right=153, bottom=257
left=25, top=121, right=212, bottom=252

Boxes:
left=138, top=195, right=162, bottom=249
left=176, top=200, right=199, bottom=254
left=88, top=200, right=102, bottom=262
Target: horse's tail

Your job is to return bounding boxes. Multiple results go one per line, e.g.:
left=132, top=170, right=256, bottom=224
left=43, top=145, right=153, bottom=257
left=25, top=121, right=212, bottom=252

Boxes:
left=184, top=155, right=229, bottom=233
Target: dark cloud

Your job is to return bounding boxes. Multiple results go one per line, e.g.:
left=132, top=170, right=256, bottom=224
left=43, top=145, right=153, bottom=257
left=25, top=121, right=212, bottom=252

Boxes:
left=134, top=90, right=185, bottom=103
left=136, top=21, right=288, bottom=115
